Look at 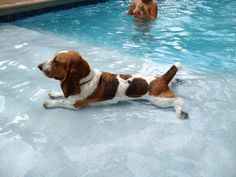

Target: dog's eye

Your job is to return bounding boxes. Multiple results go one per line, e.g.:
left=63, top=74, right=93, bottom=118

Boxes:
left=53, top=60, right=59, bottom=66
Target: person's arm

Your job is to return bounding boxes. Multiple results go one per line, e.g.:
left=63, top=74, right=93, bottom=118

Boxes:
left=127, top=2, right=135, bottom=15
left=149, top=2, right=158, bottom=19
left=140, top=2, right=157, bottom=20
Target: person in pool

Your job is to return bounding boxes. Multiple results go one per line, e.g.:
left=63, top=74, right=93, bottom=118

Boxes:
left=127, top=0, right=158, bottom=20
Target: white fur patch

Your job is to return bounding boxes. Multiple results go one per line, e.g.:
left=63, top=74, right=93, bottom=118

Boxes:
left=79, top=69, right=102, bottom=99
left=174, top=62, right=182, bottom=70
left=58, top=50, right=69, bottom=54
left=80, top=69, right=95, bottom=84
left=42, top=61, right=52, bottom=72
left=115, top=75, right=133, bottom=98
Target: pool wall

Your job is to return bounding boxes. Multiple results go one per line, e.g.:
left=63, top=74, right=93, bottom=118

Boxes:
left=0, top=0, right=107, bottom=22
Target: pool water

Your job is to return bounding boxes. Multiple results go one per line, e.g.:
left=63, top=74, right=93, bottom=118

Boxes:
left=0, top=0, right=236, bottom=177
left=14, top=0, right=236, bottom=74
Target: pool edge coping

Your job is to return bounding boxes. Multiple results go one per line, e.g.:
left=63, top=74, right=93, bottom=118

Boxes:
left=0, top=0, right=96, bottom=16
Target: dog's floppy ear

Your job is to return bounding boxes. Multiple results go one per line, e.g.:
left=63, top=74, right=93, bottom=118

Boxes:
left=61, top=64, right=80, bottom=98
left=61, top=55, right=90, bottom=98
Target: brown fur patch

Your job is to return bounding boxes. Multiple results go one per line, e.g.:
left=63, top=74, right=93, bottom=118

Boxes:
left=74, top=72, right=119, bottom=107
left=159, top=90, right=176, bottom=98
left=98, top=72, right=119, bottom=101
left=162, top=65, right=178, bottom=84
left=149, top=77, right=175, bottom=98
left=125, top=78, right=149, bottom=98
left=119, top=74, right=132, bottom=80
left=149, top=78, right=167, bottom=96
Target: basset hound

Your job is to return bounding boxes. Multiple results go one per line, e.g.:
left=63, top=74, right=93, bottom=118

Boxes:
left=38, top=50, right=188, bottom=119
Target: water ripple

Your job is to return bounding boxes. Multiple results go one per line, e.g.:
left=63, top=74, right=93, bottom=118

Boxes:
left=30, top=88, right=47, bottom=102
left=14, top=42, right=28, bottom=49
left=0, top=95, right=6, bottom=113
left=12, top=81, right=30, bottom=89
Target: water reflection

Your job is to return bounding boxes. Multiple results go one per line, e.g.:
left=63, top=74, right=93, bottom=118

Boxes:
left=133, top=17, right=154, bottom=34
left=126, top=18, right=158, bottom=56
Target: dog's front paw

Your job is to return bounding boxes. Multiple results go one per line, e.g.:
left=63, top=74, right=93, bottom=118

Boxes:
left=43, top=100, right=57, bottom=109
left=48, top=91, right=64, bottom=99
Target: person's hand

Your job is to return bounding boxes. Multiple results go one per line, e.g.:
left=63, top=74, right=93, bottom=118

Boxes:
left=139, top=4, right=146, bottom=15
left=133, top=5, right=142, bottom=15
left=133, top=7, right=140, bottom=14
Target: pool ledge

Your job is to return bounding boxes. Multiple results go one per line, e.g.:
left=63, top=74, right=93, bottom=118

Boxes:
left=0, top=0, right=91, bottom=16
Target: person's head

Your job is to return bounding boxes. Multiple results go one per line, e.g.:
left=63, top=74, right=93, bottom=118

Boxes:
left=141, top=0, right=152, bottom=3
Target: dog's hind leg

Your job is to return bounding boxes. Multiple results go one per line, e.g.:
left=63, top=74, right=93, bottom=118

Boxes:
left=170, top=78, right=184, bottom=86
left=149, top=95, right=188, bottom=119
left=172, top=97, right=188, bottom=119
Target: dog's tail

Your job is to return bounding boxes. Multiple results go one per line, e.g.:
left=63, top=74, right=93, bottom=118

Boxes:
left=162, top=62, right=182, bottom=84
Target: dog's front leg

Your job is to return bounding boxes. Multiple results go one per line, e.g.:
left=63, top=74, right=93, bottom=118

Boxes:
left=43, top=97, right=78, bottom=109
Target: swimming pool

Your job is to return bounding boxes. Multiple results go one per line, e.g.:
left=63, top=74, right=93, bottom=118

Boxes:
left=13, top=0, right=236, bottom=74
left=0, top=0, right=236, bottom=177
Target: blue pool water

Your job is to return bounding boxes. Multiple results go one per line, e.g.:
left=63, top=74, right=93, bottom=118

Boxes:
left=0, top=0, right=236, bottom=177
left=14, top=0, right=236, bottom=74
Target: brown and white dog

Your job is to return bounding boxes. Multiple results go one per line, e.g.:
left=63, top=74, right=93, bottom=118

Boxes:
left=38, top=50, right=188, bottom=119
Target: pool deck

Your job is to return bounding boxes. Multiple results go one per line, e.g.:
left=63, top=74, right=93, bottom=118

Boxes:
left=0, top=0, right=87, bottom=16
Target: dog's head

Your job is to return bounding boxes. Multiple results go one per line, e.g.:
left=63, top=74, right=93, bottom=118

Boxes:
left=38, top=51, right=91, bottom=97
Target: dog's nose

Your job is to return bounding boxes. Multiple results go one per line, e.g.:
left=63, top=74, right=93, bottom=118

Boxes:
left=38, top=63, right=43, bottom=71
